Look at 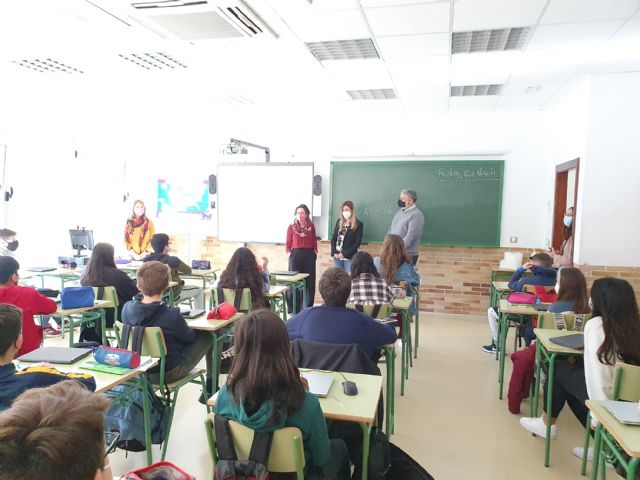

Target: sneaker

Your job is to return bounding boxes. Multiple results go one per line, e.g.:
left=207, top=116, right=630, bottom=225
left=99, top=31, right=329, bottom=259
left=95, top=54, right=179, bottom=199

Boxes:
left=481, top=342, right=497, bottom=354
left=573, top=447, right=593, bottom=462
left=520, top=416, right=558, bottom=439
left=43, top=327, right=62, bottom=338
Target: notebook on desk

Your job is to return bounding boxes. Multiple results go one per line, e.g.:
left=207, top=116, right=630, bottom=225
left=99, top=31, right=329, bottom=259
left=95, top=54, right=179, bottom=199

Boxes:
left=603, top=400, right=640, bottom=425
left=549, top=333, right=584, bottom=350
left=18, top=347, right=91, bottom=364
left=302, top=372, right=334, bottom=398
left=271, top=271, right=299, bottom=276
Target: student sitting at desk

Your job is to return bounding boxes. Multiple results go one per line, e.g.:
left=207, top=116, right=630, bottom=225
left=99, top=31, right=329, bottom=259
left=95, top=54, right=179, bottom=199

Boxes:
left=482, top=253, right=557, bottom=354
left=286, top=267, right=396, bottom=360
left=374, top=234, right=420, bottom=316
left=216, top=310, right=350, bottom=480
left=0, top=304, right=96, bottom=411
left=519, top=278, right=640, bottom=460
left=347, top=251, right=394, bottom=306
left=80, top=242, right=139, bottom=343
left=144, top=233, right=204, bottom=309
left=217, top=247, right=270, bottom=309
left=0, top=380, right=112, bottom=480
left=0, top=256, right=57, bottom=356
left=0, top=228, right=19, bottom=257
left=122, top=261, right=213, bottom=397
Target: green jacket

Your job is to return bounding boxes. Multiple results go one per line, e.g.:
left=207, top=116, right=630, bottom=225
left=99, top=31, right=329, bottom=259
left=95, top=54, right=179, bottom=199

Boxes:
left=214, top=383, right=331, bottom=470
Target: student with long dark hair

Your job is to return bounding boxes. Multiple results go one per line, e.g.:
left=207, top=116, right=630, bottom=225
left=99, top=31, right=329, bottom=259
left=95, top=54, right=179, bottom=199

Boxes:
left=348, top=251, right=394, bottom=306
left=285, top=204, right=317, bottom=313
left=215, top=310, right=350, bottom=479
left=218, top=247, right=270, bottom=309
left=80, top=242, right=139, bottom=343
left=330, top=200, right=363, bottom=273
left=551, top=207, right=574, bottom=267
left=520, top=278, right=640, bottom=457
left=374, top=234, right=420, bottom=315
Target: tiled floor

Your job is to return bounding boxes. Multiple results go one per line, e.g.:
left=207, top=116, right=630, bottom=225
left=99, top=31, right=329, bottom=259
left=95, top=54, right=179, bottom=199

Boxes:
left=51, top=313, right=609, bottom=479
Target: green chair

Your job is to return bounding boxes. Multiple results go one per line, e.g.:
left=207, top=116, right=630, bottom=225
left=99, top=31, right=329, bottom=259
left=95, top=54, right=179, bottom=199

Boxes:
left=92, top=286, right=120, bottom=345
left=582, top=362, right=640, bottom=477
left=537, top=312, right=592, bottom=330
left=116, top=322, right=209, bottom=461
left=205, top=413, right=305, bottom=480
left=210, top=287, right=253, bottom=312
left=346, top=303, right=392, bottom=319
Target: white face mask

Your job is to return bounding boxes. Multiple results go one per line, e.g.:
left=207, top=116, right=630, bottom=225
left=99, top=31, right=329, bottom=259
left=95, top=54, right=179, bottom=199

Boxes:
left=295, top=214, right=300, bottom=222
left=563, top=215, right=573, bottom=227
left=342, top=210, right=352, bottom=219
left=589, top=298, right=593, bottom=310
left=555, top=282, right=560, bottom=293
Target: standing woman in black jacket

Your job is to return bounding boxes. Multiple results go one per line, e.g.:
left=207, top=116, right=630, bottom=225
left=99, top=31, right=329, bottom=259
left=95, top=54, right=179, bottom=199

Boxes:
left=330, top=200, right=364, bottom=274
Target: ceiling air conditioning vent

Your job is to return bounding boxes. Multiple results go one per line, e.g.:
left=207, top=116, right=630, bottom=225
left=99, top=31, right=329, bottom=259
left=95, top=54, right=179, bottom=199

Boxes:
left=450, top=84, right=503, bottom=96
left=452, top=27, right=530, bottom=54
left=347, top=89, right=396, bottom=100
left=128, top=0, right=278, bottom=40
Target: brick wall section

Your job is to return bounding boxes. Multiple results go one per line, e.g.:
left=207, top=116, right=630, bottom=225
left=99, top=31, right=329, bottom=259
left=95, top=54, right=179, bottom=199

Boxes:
left=190, top=237, right=640, bottom=316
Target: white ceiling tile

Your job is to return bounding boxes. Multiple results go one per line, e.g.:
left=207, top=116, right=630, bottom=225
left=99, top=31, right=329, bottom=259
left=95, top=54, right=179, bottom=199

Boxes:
left=500, top=81, right=564, bottom=96
left=402, top=97, right=450, bottom=112
left=376, top=33, right=449, bottom=58
left=361, top=0, right=447, bottom=7
left=395, top=85, right=450, bottom=99
left=509, top=53, right=581, bottom=82
left=450, top=51, right=518, bottom=85
left=448, top=96, right=498, bottom=112
left=494, top=103, right=543, bottom=111
left=365, top=3, right=451, bottom=36
left=453, top=0, right=547, bottom=31
left=323, top=59, right=393, bottom=89
left=527, top=20, right=625, bottom=50
left=386, top=55, right=450, bottom=86
left=541, top=0, right=639, bottom=24
left=497, top=92, right=553, bottom=105
left=608, top=18, right=640, bottom=45
left=305, top=0, right=359, bottom=11
left=578, top=58, right=640, bottom=74
left=286, top=9, right=370, bottom=42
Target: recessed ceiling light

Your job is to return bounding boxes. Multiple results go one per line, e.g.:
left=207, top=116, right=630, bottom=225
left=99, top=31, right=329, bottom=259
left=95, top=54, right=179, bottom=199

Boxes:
left=346, top=89, right=396, bottom=100
left=452, top=27, right=531, bottom=54
left=450, top=84, right=503, bottom=97
left=306, top=39, right=380, bottom=62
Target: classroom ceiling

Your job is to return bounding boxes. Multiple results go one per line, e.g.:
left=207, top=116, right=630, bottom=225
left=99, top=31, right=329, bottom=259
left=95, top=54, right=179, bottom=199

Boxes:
left=0, top=0, right=639, bottom=113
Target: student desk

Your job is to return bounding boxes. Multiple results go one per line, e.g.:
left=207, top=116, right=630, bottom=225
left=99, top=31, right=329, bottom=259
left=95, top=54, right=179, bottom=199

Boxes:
left=490, top=281, right=511, bottom=308
left=265, top=285, right=290, bottom=321
left=56, top=299, right=114, bottom=346
left=187, top=313, right=244, bottom=392
left=23, top=268, right=84, bottom=290
left=491, top=266, right=516, bottom=282
left=119, top=264, right=220, bottom=291
left=43, top=356, right=159, bottom=466
left=533, top=328, right=584, bottom=467
left=391, top=296, right=413, bottom=396
left=272, top=272, right=310, bottom=314
left=587, top=400, right=640, bottom=480
left=208, top=370, right=383, bottom=480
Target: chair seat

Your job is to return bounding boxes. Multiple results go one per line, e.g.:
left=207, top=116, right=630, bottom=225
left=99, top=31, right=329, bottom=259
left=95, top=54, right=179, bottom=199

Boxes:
left=152, top=367, right=206, bottom=392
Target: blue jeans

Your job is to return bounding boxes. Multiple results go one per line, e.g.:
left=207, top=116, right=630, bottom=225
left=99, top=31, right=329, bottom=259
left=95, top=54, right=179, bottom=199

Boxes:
left=333, top=257, right=351, bottom=273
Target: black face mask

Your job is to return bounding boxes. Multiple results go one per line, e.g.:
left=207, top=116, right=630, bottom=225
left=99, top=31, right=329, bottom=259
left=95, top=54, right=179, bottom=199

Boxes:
left=397, top=199, right=406, bottom=208
left=6, top=240, right=18, bottom=252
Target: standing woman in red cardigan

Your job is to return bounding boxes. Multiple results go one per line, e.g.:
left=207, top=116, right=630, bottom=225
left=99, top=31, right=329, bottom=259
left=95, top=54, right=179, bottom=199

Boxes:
left=286, top=204, right=317, bottom=314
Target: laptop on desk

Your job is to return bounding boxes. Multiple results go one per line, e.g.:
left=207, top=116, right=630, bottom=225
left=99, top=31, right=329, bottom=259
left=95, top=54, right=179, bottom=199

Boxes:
left=18, top=347, right=91, bottom=365
left=603, top=400, right=640, bottom=425
left=27, top=267, right=57, bottom=273
left=302, top=372, right=334, bottom=398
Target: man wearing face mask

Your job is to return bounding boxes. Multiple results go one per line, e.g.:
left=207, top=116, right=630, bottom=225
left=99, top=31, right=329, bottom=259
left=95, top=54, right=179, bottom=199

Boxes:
left=388, top=189, right=425, bottom=265
left=0, top=229, right=19, bottom=257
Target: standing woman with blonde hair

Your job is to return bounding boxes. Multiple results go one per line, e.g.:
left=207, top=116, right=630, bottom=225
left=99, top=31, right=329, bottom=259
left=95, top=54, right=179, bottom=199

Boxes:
left=124, top=200, right=155, bottom=260
left=330, top=200, right=363, bottom=273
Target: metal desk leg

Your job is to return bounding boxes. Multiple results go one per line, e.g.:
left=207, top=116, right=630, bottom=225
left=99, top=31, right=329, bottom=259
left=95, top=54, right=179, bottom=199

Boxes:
left=591, top=423, right=603, bottom=480
left=99, top=309, right=107, bottom=345
left=139, top=373, right=153, bottom=465
left=280, top=293, right=287, bottom=321
left=401, top=309, right=410, bottom=396
left=359, top=423, right=372, bottom=480
left=544, top=352, right=558, bottom=467
left=384, top=346, right=395, bottom=437
left=532, top=341, right=542, bottom=417
left=498, top=312, right=509, bottom=399
left=414, top=289, right=420, bottom=358
left=628, top=458, right=638, bottom=480
left=211, top=331, right=221, bottom=393
left=66, top=316, right=75, bottom=347
left=301, top=279, right=308, bottom=309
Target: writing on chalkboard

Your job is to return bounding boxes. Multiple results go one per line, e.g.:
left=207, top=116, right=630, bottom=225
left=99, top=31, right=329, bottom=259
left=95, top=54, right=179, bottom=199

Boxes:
left=362, top=205, right=394, bottom=217
left=435, top=167, right=499, bottom=182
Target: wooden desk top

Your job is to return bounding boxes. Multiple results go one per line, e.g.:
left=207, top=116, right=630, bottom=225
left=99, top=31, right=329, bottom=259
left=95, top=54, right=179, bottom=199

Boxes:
left=265, top=285, right=289, bottom=297
left=586, top=400, right=640, bottom=458
left=273, top=273, right=310, bottom=283
left=208, top=370, right=382, bottom=425
left=534, top=328, right=585, bottom=356
left=492, top=266, right=517, bottom=273
left=392, top=296, right=414, bottom=311
left=492, top=281, right=511, bottom=292
left=187, top=312, right=244, bottom=332
left=56, top=299, right=114, bottom=316
left=40, top=357, right=158, bottom=394
left=499, top=299, right=546, bottom=316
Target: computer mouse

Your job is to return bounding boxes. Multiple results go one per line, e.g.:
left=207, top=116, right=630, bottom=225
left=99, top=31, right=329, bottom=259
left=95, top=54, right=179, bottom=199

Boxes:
left=342, top=380, right=358, bottom=396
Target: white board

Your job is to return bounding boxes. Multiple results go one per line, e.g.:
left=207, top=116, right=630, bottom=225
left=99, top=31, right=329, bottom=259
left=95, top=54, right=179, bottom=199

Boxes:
left=217, top=163, right=314, bottom=243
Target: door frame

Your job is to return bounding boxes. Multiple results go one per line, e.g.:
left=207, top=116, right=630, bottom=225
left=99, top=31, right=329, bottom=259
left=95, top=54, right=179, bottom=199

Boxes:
left=553, top=158, right=579, bottom=259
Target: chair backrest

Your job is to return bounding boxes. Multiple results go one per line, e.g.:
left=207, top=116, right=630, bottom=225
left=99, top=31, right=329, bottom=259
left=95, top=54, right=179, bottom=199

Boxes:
left=116, top=321, right=167, bottom=358
left=524, top=285, right=556, bottom=294
left=205, top=414, right=305, bottom=476
left=91, top=286, right=119, bottom=307
left=537, top=312, right=592, bottom=330
left=212, top=288, right=253, bottom=312
left=612, top=362, right=640, bottom=402
left=346, top=303, right=391, bottom=319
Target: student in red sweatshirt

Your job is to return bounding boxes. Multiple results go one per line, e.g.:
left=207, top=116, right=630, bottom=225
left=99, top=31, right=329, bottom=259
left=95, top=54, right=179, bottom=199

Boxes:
left=0, top=257, right=57, bottom=356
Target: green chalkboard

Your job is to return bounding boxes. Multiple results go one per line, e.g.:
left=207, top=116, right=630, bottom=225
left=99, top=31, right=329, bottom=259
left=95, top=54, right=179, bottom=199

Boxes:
left=329, top=160, right=504, bottom=246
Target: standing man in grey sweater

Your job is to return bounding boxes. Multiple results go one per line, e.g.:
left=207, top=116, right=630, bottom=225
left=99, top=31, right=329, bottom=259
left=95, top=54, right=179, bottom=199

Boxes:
left=388, top=188, right=425, bottom=265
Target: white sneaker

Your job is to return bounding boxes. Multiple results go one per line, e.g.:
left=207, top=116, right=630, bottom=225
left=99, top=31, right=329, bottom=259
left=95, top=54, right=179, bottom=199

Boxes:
left=573, top=447, right=593, bottom=461
left=520, top=417, right=558, bottom=439
left=394, top=339, right=402, bottom=357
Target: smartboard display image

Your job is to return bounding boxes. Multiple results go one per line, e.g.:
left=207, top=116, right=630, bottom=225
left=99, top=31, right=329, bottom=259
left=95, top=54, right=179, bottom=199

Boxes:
left=157, top=179, right=210, bottom=218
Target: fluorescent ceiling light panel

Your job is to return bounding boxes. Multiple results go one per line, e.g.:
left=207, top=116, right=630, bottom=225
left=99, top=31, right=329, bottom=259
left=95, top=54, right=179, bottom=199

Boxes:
left=11, top=58, right=84, bottom=74
left=305, top=38, right=379, bottom=61
left=365, top=2, right=451, bottom=36
left=450, top=84, right=503, bottom=96
left=452, top=27, right=531, bottom=53
left=452, top=0, right=547, bottom=31
left=346, top=88, right=397, bottom=100
left=541, top=0, right=639, bottom=24
left=376, top=33, right=449, bottom=58
left=118, top=52, right=188, bottom=70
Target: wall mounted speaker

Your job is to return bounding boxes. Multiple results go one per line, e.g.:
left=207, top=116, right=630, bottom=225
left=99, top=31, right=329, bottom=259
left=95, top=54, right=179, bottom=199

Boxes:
left=209, top=174, right=217, bottom=194
left=313, top=175, right=321, bottom=196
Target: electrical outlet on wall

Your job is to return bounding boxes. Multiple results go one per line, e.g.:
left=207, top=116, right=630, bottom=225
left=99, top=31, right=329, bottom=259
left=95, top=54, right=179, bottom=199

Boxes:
left=510, top=236, right=518, bottom=244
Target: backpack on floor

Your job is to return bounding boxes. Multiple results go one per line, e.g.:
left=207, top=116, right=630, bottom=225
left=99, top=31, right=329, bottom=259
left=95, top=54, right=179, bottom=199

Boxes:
left=387, top=443, right=435, bottom=480
left=214, top=415, right=273, bottom=480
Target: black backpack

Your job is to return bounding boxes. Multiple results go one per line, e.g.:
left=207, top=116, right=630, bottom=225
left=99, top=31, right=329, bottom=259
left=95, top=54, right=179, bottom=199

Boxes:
left=214, top=415, right=273, bottom=480
left=387, top=443, right=434, bottom=480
